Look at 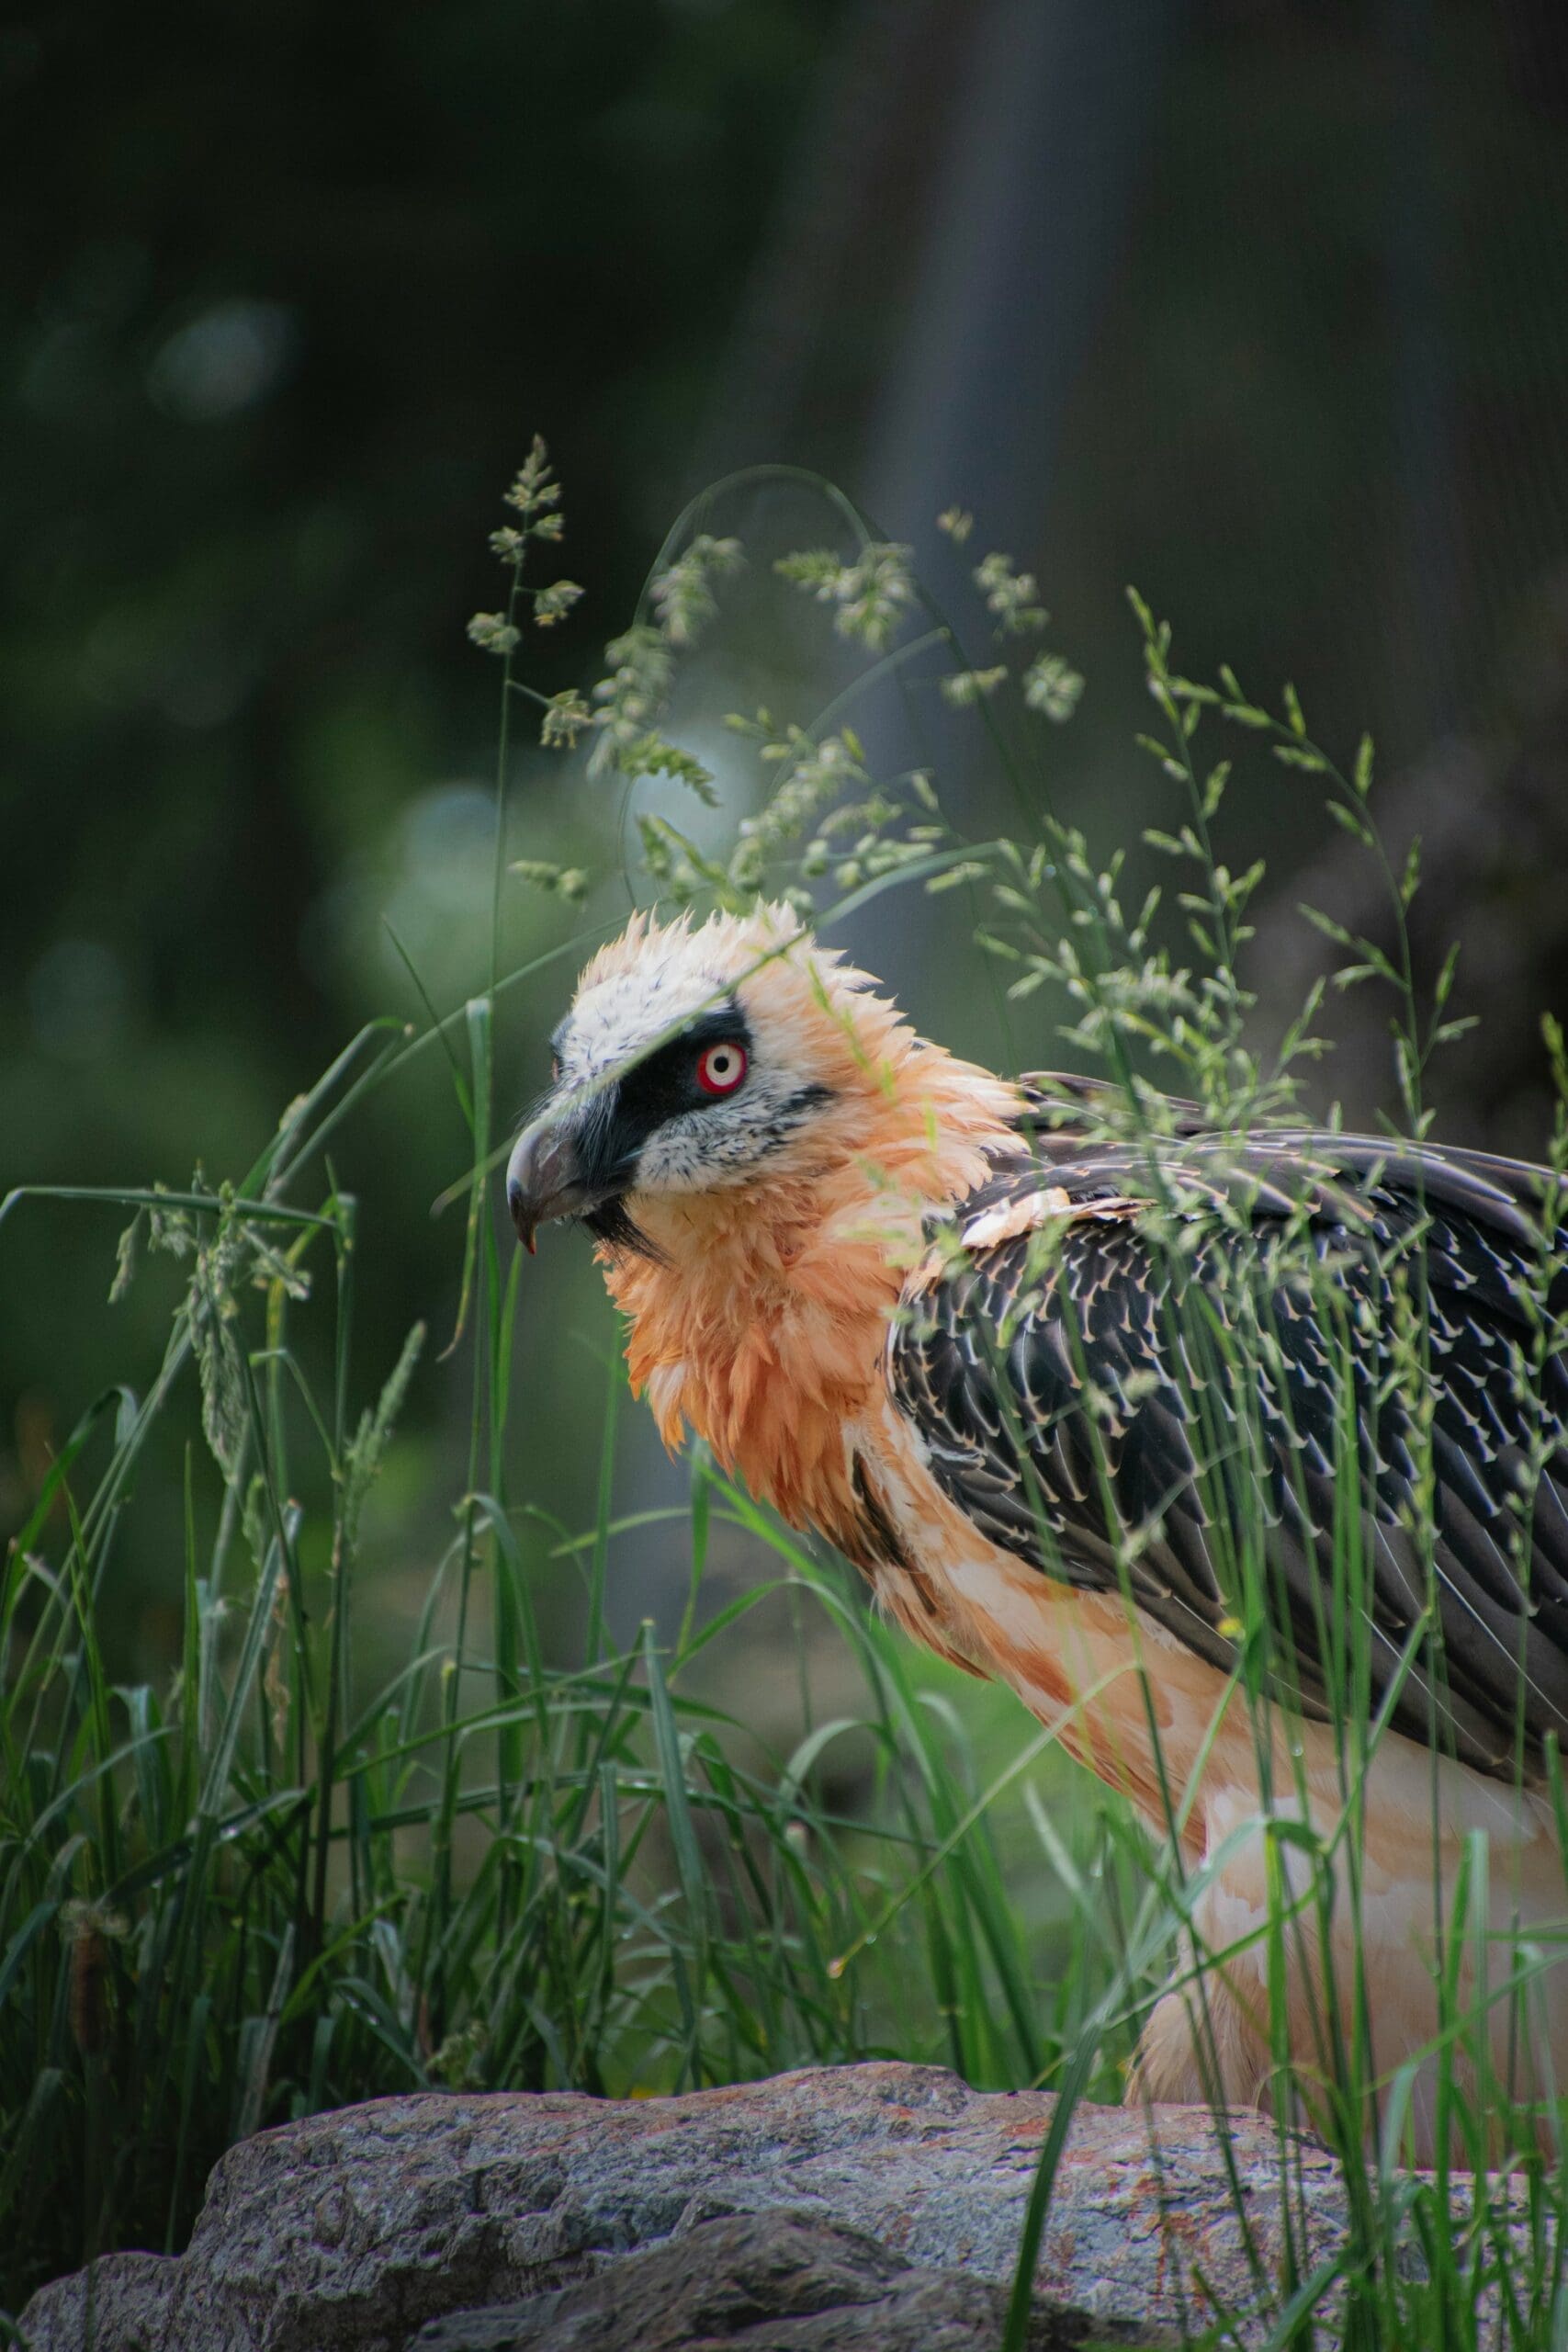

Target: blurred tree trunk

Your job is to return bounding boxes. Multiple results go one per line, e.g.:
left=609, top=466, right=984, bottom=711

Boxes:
left=1257, top=574, right=1568, bottom=1156
left=698, top=0, right=1186, bottom=1001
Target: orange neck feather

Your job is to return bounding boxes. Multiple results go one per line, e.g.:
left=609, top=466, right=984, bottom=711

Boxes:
left=597, top=1035, right=1020, bottom=1541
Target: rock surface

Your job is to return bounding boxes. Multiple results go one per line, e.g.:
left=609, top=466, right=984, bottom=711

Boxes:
left=408, top=2210, right=1166, bottom=2349
left=19, top=2060, right=1351, bottom=2351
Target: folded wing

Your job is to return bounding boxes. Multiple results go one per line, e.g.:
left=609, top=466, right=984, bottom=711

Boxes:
left=888, top=1109, right=1568, bottom=1781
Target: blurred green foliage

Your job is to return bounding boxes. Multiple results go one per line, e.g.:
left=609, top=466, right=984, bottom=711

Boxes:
left=0, top=0, right=834, bottom=1630
left=4, top=0, right=1568, bottom=1675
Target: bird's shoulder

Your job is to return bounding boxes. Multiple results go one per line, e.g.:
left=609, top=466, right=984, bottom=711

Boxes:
left=914, top=1073, right=1564, bottom=1273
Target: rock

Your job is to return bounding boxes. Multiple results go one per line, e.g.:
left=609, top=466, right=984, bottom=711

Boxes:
left=18, top=2060, right=1351, bottom=2351
left=15, top=2252, right=180, bottom=2352
left=409, top=2210, right=1168, bottom=2350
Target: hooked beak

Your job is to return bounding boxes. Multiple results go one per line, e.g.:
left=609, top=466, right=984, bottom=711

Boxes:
left=506, top=1117, right=612, bottom=1254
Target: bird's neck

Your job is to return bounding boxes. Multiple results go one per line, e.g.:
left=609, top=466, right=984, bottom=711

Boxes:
left=596, top=1042, right=1021, bottom=1537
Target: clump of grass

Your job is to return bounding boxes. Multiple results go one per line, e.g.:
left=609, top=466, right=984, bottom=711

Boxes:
left=4, top=440, right=1566, bottom=2352
left=0, top=450, right=1111, bottom=2316
left=0, top=1148, right=1099, bottom=2312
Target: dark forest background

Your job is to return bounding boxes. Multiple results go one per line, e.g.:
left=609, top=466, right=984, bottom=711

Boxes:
left=4, top=0, right=1568, bottom=1674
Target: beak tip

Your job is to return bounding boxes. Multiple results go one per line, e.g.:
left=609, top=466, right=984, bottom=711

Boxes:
left=506, top=1176, right=537, bottom=1257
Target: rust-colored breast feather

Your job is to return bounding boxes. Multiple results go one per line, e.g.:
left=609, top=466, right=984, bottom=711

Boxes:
left=603, top=1050, right=1021, bottom=1549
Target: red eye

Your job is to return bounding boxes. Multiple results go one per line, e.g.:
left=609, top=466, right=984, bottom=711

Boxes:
left=696, top=1040, right=748, bottom=1096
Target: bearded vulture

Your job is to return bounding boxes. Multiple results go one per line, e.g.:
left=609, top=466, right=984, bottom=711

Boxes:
left=506, top=902, right=1568, bottom=2154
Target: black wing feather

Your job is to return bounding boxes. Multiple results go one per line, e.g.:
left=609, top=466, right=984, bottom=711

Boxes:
left=889, top=1109, right=1568, bottom=1781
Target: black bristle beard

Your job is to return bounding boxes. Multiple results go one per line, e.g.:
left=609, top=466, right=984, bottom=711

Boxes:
left=582, top=1195, right=664, bottom=1262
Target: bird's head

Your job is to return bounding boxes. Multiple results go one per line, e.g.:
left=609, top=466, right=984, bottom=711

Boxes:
left=506, top=900, right=1012, bottom=1261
